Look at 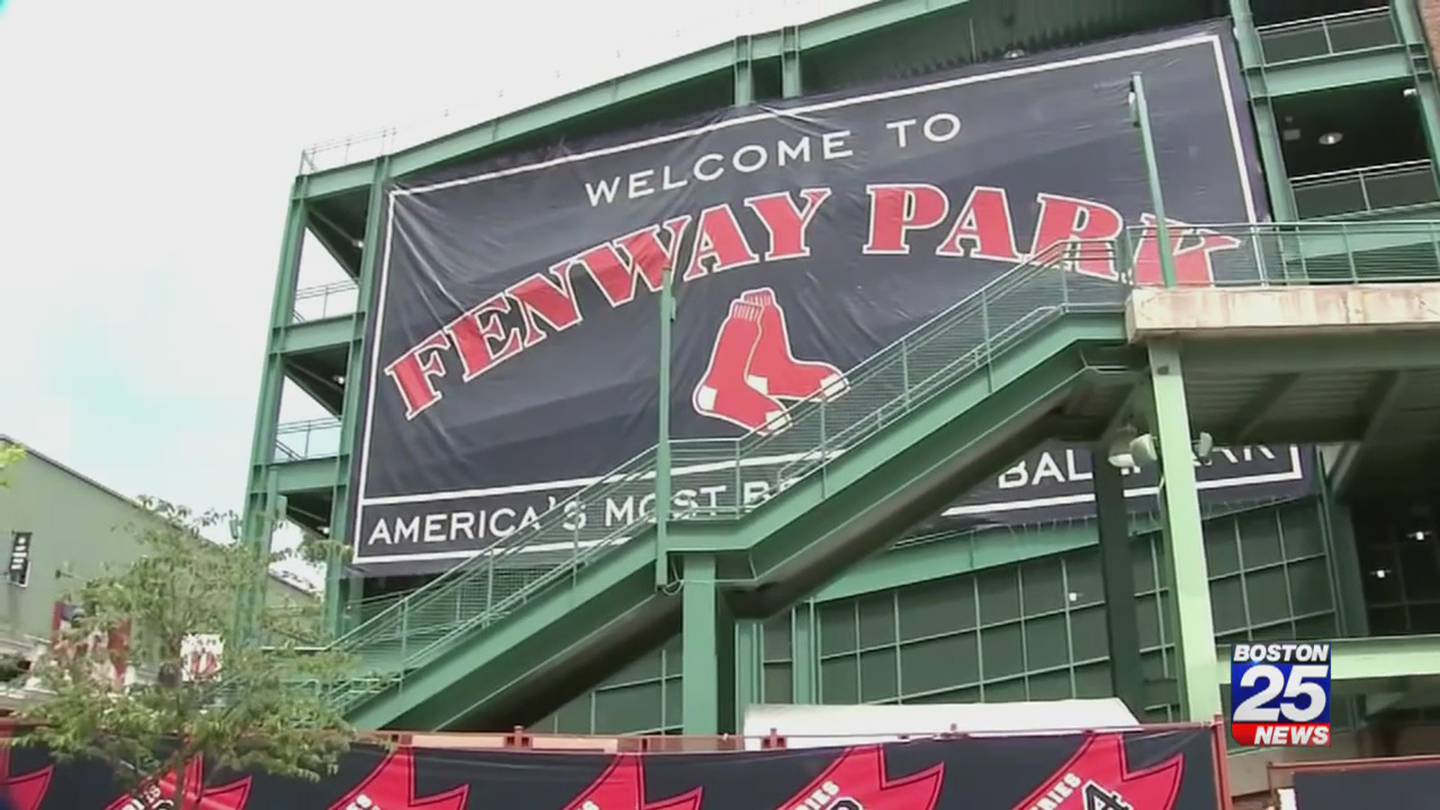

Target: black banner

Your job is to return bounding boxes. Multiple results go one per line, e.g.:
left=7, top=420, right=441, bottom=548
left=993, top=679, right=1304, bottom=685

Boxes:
left=351, top=21, right=1286, bottom=573
left=1, top=730, right=1222, bottom=810
left=1292, top=761, right=1440, bottom=810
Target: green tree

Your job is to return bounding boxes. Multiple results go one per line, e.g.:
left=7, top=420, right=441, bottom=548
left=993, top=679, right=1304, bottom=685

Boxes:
left=0, top=441, right=24, bottom=487
left=17, top=499, right=355, bottom=805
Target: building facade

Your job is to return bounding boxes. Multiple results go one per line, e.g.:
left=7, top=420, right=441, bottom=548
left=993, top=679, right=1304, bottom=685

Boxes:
left=249, top=0, right=1440, bottom=781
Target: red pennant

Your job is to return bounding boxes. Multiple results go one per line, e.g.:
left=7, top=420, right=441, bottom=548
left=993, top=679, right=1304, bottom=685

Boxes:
left=0, top=743, right=53, bottom=810
left=776, top=746, right=943, bottom=810
left=328, top=747, right=467, bottom=810
left=563, top=754, right=701, bottom=810
left=105, top=755, right=251, bottom=810
left=1010, top=734, right=1183, bottom=810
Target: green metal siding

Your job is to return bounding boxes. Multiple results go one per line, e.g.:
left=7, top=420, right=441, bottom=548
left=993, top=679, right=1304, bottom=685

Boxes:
left=532, top=497, right=1338, bottom=734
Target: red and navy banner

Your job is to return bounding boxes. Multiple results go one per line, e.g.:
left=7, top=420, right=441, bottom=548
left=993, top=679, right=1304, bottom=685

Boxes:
left=349, top=20, right=1293, bottom=574
left=0, top=730, right=1221, bottom=810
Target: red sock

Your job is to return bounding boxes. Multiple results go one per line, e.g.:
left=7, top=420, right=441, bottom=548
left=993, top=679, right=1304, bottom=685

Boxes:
left=693, top=300, right=790, bottom=434
left=740, top=288, right=847, bottom=401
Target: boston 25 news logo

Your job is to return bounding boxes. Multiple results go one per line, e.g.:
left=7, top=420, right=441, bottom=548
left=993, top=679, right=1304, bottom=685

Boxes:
left=1230, top=642, right=1332, bottom=746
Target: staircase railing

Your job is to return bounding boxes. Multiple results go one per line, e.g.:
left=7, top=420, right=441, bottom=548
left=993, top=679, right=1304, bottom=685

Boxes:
left=323, top=220, right=1440, bottom=707
left=324, top=239, right=1126, bottom=690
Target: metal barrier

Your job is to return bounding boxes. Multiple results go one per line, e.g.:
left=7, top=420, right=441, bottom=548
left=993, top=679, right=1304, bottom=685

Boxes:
left=1256, top=7, right=1398, bottom=65
left=292, top=280, right=359, bottom=323
left=1291, top=161, right=1439, bottom=219
left=274, top=417, right=342, bottom=463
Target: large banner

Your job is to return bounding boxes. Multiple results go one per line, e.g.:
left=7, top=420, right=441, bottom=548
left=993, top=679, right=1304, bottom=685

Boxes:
left=351, top=21, right=1294, bottom=573
left=1, top=731, right=1223, bottom=810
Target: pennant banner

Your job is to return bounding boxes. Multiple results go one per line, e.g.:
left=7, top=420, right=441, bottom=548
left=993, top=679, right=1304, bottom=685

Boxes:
left=1, top=730, right=1222, bottom=810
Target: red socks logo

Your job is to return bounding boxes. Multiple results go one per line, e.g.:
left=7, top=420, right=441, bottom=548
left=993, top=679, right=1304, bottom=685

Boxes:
left=777, top=746, right=942, bottom=810
left=694, top=288, right=848, bottom=435
left=1010, top=735, right=1183, bottom=810
left=563, top=754, right=701, bottom=810
left=106, top=756, right=251, bottom=810
left=329, top=748, right=468, bottom=810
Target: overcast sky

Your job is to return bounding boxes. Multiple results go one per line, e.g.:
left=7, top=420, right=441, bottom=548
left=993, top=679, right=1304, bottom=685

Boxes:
left=0, top=0, right=869, bottom=586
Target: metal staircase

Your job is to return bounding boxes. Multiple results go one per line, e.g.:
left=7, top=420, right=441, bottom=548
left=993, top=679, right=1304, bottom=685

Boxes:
left=318, top=221, right=1440, bottom=729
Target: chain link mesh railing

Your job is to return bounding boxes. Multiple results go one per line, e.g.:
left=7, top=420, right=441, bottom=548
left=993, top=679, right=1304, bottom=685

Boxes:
left=318, top=221, right=1440, bottom=710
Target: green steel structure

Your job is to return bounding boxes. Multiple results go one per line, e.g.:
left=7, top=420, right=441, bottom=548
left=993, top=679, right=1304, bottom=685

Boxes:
left=247, top=0, right=1440, bottom=749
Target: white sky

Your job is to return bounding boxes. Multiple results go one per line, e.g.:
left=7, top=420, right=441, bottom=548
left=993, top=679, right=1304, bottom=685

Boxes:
left=0, top=0, right=870, bottom=587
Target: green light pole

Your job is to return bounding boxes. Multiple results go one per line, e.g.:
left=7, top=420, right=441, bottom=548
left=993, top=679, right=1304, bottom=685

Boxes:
left=655, top=267, right=674, bottom=589
left=1129, top=73, right=1179, bottom=289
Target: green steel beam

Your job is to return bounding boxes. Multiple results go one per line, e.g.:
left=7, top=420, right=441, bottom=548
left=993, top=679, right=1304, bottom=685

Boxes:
left=734, top=35, right=756, bottom=106
left=1130, top=73, right=1178, bottom=289
left=323, top=157, right=392, bottom=636
left=296, top=0, right=980, bottom=193
left=1329, top=371, right=1407, bottom=495
left=1183, top=334, right=1440, bottom=376
left=790, top=602, right=818, bottom=704
left=781, top=25, right=803, bottom=98
left=276, top=315, right=355, bottom=355
left=1318, top=482, right=1369, bottom=637
left=1227, top=0, right=1299, bottom=220
left=1094, top=445, right=1143, bottom=715
left=734, top=619, right=764, bottom=727
left=1259, top=48, right=1413, bottom=97
left=656, top=266, right=675, bottom=588
left=1147, top=339, right=1221, bottom=721
left=1217, top=634, right=1440, bottom=686
left=304, top=163, right=375, bottom=200
left=273, top=458, right=343, bottom=493
left=681, top=554, right=723, bottom=735
left=237, top=191, right=308, bottom=642
left=1394, top=0, right=1440, bottom=174
left=1229, top=373, right=1301, bottom=443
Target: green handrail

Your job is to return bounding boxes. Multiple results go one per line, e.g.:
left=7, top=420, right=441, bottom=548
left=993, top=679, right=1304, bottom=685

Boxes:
left=320, top=220, right=1440, bottom=705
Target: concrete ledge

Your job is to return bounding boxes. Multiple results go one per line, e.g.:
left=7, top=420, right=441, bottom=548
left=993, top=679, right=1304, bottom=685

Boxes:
left=1126, top=284, right=1440, bottom=341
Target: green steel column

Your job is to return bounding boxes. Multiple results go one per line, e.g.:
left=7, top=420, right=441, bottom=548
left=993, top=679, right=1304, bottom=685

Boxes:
left=734, top=619, right=765, bottom=730
left=1228, top=0, right=1300, bottom=220
left=781, top=25, right=802, bottom=98
left=1394, top=0, right=1440, bottom=178
left=656, top=267, right=675, bottom=588
left=323, top=157, right=392, bottom=637
left=733, top=35, right=755, bottom=106
left=1146, top=340, right=1220, bottom=721
left=682, top=554, right=731, bottom=734
left=1092, top=447, right=1144, bottom=714
left=1318, top=454, right=1370, bottom=637
left=790, top=601, right=819, bottom=704
left=236, top=188, right=308, bottom=643
left=1130, top=74, right=1179, bottom=289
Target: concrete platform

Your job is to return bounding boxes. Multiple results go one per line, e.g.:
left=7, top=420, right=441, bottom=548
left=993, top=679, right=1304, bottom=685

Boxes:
left=1126, top=284, right=1440, bottom=341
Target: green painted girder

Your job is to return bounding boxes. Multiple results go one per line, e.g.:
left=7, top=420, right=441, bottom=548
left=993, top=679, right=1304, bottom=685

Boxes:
left=1255, top=46, right=1412, bottom=97
left=1216, top=634, right=1440, bottom=695
left=276, top=314, right=355, bottom=355
left=273, top=457, right=341, bottom=494
left=342, top=314, right=1135, bottom=730
left=1182, top=332, right=1440, bottom=377
left=298, top=0, right=986, bottom=192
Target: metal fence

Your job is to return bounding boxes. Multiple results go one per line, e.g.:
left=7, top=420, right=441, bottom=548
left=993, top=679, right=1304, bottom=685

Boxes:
left=1290, top=161, right=1439, bottom=220
left=1256, top=7, right=1398, bottom=65
left=274, top=417, right=343, bottom=463
left=293, top=280, right=359, bottom=323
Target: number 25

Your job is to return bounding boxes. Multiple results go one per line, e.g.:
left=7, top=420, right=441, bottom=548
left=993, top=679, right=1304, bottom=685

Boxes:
left=1234, top=664, right=1327, bottom=722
